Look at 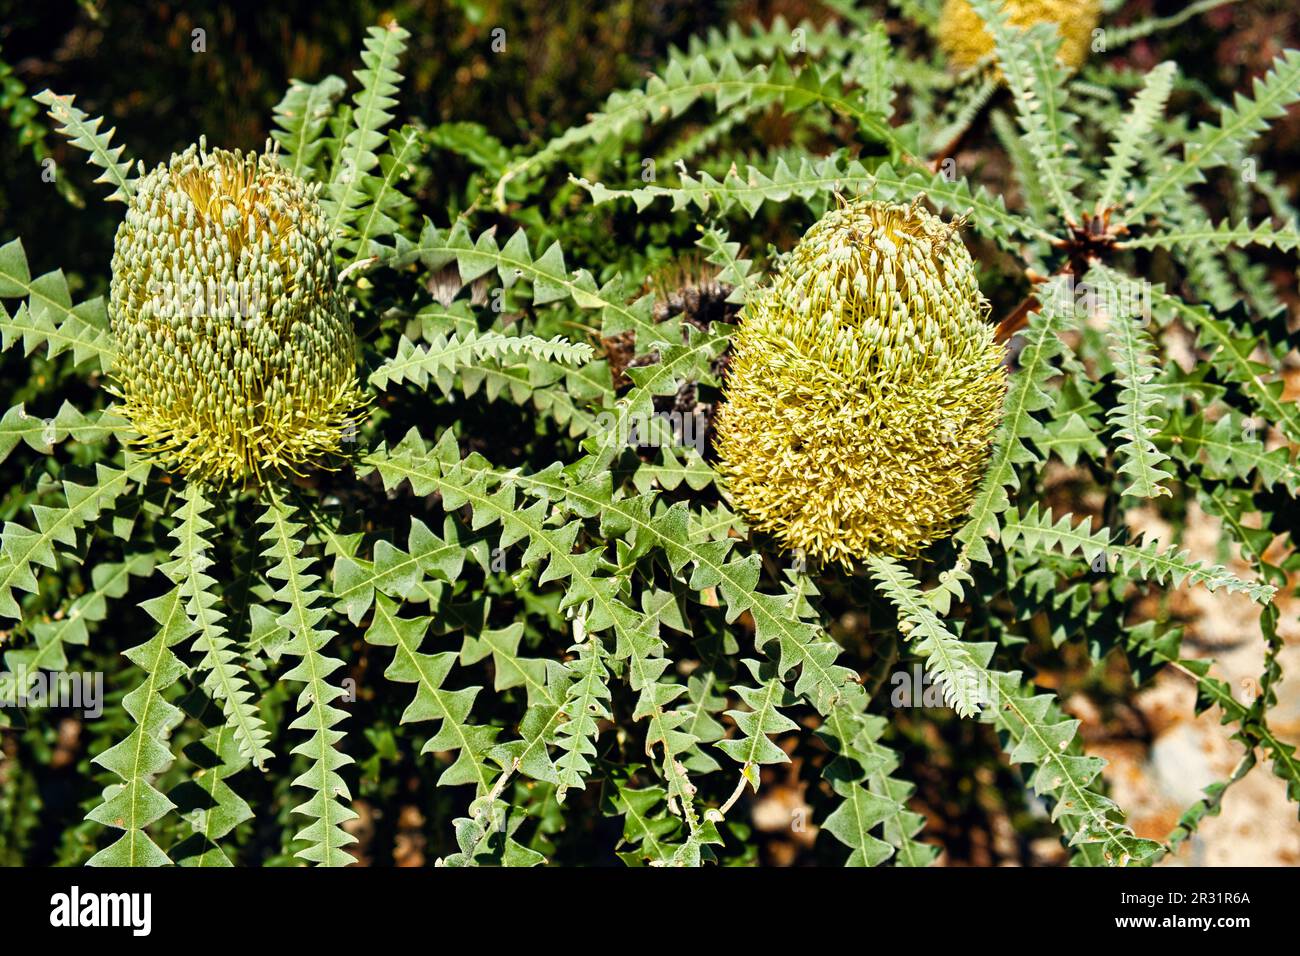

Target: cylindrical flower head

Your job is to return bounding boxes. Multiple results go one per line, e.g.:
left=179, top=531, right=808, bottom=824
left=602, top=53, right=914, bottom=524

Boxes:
left=714, top=198, right=1007, bottom=567
left=109, top=142, right=365, bottom=485
left=938, top=0, right=1101, bottom=71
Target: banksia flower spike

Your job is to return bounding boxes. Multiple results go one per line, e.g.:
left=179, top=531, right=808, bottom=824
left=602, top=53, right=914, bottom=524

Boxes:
left=109, top=140, right=366, bottom=486
left=938, top=0, right=1102, bottom=71
left=715, top=198, right=1007, bottom=568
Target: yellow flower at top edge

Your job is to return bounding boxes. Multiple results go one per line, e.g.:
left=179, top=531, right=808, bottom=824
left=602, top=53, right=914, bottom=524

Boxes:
left=938, top=0, right=1103, bottom=72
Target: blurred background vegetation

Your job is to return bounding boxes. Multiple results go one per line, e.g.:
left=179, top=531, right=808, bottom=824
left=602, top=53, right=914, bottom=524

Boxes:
left=4, top=0, right=1299, bottom=290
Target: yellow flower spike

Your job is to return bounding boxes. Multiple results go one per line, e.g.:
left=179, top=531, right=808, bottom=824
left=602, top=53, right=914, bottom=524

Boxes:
left=714, top=198, right=1007, bottom=568
left=938, top=0, right=1102, bottom=72
left=109, top=141, right=366, bottom=486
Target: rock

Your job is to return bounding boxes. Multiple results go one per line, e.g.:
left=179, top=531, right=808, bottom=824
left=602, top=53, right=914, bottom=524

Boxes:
left=1149, top=723, right=1220, bottom=808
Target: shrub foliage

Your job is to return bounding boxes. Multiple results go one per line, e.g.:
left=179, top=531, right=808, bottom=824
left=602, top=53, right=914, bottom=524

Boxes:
left=1, top=4, right=1298, bottom=866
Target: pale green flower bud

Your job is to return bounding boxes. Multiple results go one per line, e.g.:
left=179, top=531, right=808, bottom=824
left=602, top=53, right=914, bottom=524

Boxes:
left=109, top=143, right=365, bottom=485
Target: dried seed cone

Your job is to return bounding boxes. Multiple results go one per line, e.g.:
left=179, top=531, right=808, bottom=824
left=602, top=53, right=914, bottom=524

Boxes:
left=110, top=142, right=365, bottom=485
left=938, top=0, right=1101, bottom=71
left=714, top=199, right=1007, bottom=567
